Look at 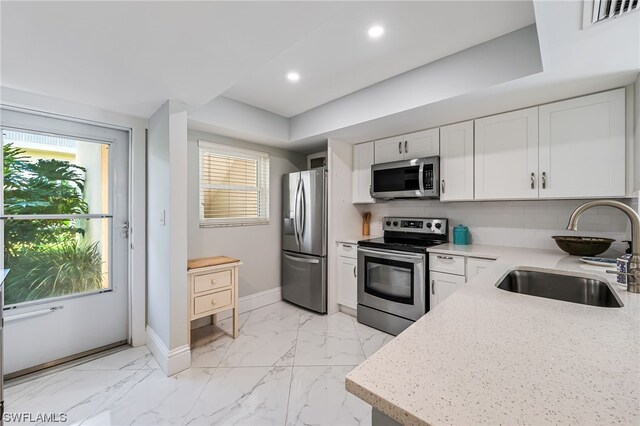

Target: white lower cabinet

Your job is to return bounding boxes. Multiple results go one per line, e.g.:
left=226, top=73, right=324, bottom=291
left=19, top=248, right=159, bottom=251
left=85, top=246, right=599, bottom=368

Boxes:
left=430, top=271, right=465, bottom=310
left=466, top=257, right=495, bottom=280
left=337, top=243, right=358, bottom=310
left=429, top=254, right=495, bottom=309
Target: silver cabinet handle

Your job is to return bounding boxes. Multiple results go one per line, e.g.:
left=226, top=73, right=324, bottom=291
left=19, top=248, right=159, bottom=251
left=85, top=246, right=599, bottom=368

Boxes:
left=542, top=171, right=547, bottom=189
left=530, top=172, right=535, bottom=189
left=398, top=141, right=402, bottom=154
left=342, top=244, right=353, bottom=249
left=353, top=266, right=357, bottom=278
left=432, top=280, right=436, bottom=295
left=404, top=140, right=408, bottom=154
left=441, top=179, right=445, bottom=194
left=436, top=255, right=454, bottom=260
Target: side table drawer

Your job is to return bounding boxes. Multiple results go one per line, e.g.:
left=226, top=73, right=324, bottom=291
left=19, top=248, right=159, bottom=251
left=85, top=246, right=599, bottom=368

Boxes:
left=193, top=288, right=233, bottom=315
left=194, top=270, right=232, bottom=294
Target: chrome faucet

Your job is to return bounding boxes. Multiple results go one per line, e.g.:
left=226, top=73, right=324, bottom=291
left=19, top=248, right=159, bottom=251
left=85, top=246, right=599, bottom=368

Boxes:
left=567, top=200, right=640, bottom=293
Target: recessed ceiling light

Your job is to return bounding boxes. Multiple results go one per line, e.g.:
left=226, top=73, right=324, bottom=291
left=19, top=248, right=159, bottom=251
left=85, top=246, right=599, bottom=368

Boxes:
left=368, top=25, right=384, bottom=39
left=287, top=72, right=300, bottom=82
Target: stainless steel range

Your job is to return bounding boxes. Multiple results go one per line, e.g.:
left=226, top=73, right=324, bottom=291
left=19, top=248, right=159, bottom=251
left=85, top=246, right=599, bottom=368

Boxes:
left=357, top=217, right=448, bottom=335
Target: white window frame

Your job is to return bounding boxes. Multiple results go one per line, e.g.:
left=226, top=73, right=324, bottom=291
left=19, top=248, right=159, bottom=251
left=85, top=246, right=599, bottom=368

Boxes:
left=198, top=140, right=270, bottom=227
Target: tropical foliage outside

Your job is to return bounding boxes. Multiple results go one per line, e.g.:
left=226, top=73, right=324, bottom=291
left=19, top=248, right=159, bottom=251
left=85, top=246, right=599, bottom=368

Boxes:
left=3, top=143, right=104, bottom=305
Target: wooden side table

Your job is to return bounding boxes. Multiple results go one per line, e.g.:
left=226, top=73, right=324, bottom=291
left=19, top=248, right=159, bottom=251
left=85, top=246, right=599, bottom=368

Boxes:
left=187, top=256, right=242, bottom=345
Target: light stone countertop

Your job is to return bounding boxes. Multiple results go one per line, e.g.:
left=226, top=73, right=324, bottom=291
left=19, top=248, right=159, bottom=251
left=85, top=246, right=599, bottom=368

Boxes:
left=336, top=234, right=381, bottom=245
left=346, top=243, right=640, bottom=425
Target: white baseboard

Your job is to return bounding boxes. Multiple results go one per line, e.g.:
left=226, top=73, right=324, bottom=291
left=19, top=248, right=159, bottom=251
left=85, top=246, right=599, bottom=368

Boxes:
left=145, top=325, right=191, bottom=376
left=190, top=287, right=282, bottom=329
left=339, top=304, right=357, bottom=318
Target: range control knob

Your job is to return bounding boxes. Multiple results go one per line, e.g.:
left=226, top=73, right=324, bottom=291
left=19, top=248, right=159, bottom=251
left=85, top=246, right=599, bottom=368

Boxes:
left=386, top=221, right=391, bottom=226
left=426, top=222, right=432, bottom=228
left=393, top=221, right=398, bottom=227
left=435, top=223, right=442, bottom=229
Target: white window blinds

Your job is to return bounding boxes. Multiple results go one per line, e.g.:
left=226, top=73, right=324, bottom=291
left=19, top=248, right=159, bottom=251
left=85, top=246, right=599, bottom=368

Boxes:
left=199, top=141, right=270, bottom=227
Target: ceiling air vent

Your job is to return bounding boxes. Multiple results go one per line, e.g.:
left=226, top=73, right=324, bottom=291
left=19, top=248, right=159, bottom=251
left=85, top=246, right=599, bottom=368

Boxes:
left=586, top=0, right=639, bottom=26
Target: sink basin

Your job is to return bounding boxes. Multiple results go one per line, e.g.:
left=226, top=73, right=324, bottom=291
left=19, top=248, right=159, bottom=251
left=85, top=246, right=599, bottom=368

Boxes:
left=497, top=270, right=622, bottom=308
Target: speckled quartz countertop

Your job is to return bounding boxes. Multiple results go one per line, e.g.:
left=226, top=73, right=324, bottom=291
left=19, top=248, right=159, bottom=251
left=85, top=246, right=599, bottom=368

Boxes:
left=346, top=244, right=640, bottom=425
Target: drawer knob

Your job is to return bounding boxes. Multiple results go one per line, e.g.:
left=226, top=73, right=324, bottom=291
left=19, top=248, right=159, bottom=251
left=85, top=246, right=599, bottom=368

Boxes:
left=211, top=299, right=216, bottom=305
left=211, top=279, right=217, bottom=285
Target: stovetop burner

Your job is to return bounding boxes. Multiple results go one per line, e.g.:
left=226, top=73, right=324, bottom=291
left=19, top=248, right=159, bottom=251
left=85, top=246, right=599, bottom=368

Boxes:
left=358, top=217, right=448, bottom=253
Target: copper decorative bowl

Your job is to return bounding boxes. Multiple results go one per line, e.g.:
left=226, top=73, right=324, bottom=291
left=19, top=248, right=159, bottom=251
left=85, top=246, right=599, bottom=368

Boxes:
left=552, top=236, right=615, bottom=256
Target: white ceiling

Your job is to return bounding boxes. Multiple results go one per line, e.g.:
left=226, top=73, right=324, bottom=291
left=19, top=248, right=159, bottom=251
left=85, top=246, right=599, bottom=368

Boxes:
left=223, top=1, right=535, bottom=117
left=0, top=1, right=349, bottom=117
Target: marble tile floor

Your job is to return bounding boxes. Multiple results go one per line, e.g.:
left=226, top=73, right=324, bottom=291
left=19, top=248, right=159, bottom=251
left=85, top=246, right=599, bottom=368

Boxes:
left=4, top=301, right=393, bottom=426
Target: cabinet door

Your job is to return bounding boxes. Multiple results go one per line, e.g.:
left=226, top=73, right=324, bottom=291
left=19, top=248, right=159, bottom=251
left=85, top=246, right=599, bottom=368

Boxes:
left=430, top=271, right=465, bottom=310
left=337, top=256, right=358, bottom=310
left=474, top=107, right=539, bottom=200
left=539, top=89, right=625, bottom=199
left=374, top=136, right=404, bottom=164
left=352, top=142, right=375, bottom=203
left=404, top=128, right=439, bottom=159
left=440, top=121, right=474, bottom=201
left=466, top=257, right=495, bottom=281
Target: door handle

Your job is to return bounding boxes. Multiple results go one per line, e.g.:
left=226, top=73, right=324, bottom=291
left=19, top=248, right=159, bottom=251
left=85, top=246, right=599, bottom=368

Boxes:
left=542, top=172, right=547, bottom=189
left=398, top=141, right=402, bottom=154
left=300, top=180, right=307, bottom=239
left=436, top=255, right=454, bottom=260
left=441, top=179, right=445, bottom=194
left=404, top=140, right=408, bottom=154
left=294, top=179, right=301, bottom=246
left=284, top=253, right=320, bottom=264
left=353, top=266, right=357, bottom=278
left=358, top=247, right=425, bottom=261
left=530, top=172, right=535, bottom=189
left=432, top=280, right=436, bottom=295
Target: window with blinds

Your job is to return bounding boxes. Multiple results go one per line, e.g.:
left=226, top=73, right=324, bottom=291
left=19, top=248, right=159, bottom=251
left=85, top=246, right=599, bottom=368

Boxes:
left=199, top=141, right=270, bottom=227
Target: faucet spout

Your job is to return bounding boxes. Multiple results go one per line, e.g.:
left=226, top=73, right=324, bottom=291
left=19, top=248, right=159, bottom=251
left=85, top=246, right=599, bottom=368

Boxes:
left=567, top=200, right=640, bottom=293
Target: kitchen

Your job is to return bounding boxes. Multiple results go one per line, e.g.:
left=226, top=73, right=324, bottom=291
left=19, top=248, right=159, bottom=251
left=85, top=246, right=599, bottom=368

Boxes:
left=1, top=1, right=639, bottom=425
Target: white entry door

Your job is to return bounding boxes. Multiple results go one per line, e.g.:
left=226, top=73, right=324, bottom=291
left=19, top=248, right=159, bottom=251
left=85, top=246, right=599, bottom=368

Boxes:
left=1, top=109, right=129, bottom=376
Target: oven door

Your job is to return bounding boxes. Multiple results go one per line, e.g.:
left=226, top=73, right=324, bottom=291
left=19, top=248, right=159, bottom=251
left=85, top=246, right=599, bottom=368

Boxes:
left=357, top=247, right=427, bottom=321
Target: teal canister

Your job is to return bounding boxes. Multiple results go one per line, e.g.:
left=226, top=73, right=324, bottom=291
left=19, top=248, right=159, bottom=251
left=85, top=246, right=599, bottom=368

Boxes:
left=453, top=225, right=470, bottom=245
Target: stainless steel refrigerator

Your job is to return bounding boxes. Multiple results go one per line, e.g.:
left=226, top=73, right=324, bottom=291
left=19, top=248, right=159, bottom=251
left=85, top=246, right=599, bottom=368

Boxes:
left=281, top=168, right=327, bottom=313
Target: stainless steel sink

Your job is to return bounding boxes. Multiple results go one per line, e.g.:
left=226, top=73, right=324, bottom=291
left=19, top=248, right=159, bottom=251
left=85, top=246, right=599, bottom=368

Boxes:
left=497, top=270, right=622, bottom=308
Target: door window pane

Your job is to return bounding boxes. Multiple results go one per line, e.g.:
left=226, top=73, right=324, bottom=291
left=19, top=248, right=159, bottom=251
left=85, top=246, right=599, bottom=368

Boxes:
left=3, top=218, right=110, bottom=305
left=364, top=257, right=414, bottom=304
left=2, top=130, right=109, bottom=215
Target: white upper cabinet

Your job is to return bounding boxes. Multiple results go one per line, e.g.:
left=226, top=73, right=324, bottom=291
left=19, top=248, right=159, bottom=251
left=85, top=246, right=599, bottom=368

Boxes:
left=440, top=121, right=474, bottom=201
left=374, top=135, right=405, bottom=163
left=404, top=128, right=440, bottom=159
left=474, top=107, right=539, bottom=200
left=374, top=128, right=439, bottom=164
left=538, top=89, right=625, bottom=199
left=352, top=142, right=375, bottom=204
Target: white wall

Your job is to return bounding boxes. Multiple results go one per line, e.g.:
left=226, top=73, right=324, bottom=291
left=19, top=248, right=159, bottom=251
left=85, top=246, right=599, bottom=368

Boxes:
left=0, top=86, right=147, bottom=346
left=327, top=138, right=363, bottom=314
left=146, top=100, right=189, bottom=375
left=187, top=129, right=306, bottom=299
left=356, top=199, right=633, bottom=257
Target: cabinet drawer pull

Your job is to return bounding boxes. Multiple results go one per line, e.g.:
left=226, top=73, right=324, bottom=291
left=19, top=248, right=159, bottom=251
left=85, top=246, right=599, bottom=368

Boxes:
left=211, top=298, right=217, bottom=305
left=530, top=172, right=535, bottom=189
left=432, top=280, right=436, bottom=295
left=342, top=244, right=353, bottom=249
left=436, top=255, right=454, bottom=260
left=441, top=179, right=445, bottom=194
left=211, top=279, right=217, bottom=285
left=542, top=171, right=547, bottom=189
left=353, top=266, right=357, bottom=278
left=404, top=140, right=408, bottom=154
left=398, top=141, right=402, bottom=154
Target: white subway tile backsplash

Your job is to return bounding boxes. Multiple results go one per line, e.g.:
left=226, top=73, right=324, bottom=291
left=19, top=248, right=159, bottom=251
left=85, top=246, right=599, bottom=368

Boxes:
left=357, top=198, right=634, bottom=256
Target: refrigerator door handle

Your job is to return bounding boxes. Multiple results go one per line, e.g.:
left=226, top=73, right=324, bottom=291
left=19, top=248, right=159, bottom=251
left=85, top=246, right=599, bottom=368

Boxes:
left=300, top=179, right=307, bottom=239
left=293, top=178, right=301, bottom=247
left=284, top=253, right=320, bottom=264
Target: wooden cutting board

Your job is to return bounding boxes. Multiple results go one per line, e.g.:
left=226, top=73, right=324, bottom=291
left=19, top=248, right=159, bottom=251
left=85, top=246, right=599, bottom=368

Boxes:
left=187, top=256, right=240, bottom=270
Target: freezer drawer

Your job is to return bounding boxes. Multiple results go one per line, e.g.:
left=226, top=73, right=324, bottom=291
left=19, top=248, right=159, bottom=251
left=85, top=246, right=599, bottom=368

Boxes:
left=282, top=251, right=327, bottom=313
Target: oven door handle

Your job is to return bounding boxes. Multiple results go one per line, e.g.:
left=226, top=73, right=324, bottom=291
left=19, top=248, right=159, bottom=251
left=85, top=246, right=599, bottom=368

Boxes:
left=358, top=247, right=425, bottom=261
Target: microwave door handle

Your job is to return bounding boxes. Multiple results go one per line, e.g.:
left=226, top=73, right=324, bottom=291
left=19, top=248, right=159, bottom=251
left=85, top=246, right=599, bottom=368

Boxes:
left=418, top=163, right=425, bottom=195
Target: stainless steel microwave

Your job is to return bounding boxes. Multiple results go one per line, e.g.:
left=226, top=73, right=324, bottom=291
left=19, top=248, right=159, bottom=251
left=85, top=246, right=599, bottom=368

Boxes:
left=370, top=156, right=440, bottom=200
